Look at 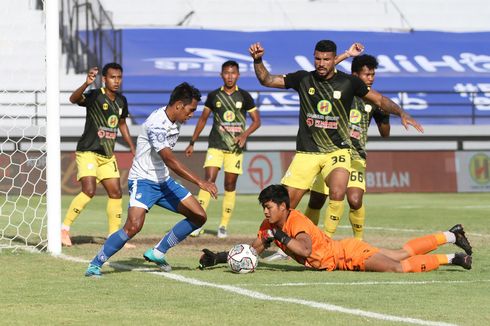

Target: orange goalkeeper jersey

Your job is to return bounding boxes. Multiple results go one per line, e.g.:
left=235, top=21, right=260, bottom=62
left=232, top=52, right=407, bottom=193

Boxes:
left=258, top=209, right=338, bottom=270
left=258, top=209, right=379, bottom=271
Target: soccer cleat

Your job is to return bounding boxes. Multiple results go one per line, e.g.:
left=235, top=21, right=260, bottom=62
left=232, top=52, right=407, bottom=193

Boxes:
left=143, top=248, right=172, bottom=272
left=451, top=252, right=472, bottom=270
left=217, top=226, right=227, bottom=239
left=449, top=224, right=472, bottom=255
left=190, top=227, right=204, bottom=237
left=85, top=264, right=102, bottom=277
left=265, top=248, right=289, bottom=261
left=61, top=229, right=72, bottom=247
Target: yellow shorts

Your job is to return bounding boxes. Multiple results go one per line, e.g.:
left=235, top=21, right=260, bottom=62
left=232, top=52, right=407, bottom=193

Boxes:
left=310, top=173, right=329, bottom=195
left=310, top=157, right=366, bottom=194
left=203, top=148, right=244, bottom=175
left=348, top=159, right=367, bottom=191
left=76, top=151, right=120, bottom=182
left=281, top=149, right=351, bottom=190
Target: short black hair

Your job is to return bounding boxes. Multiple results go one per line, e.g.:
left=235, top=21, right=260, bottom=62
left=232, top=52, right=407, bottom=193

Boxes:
left=169, top=82, right=201, bottom=105
left=258, top=184, right=290, bottom=209
left=102, top=62, right=123, bottom=76
left=222, top=60, right=239, bottom=71
left=351, top=54, right=379, bottom=74
left=314, top=40, right=337, bottom=54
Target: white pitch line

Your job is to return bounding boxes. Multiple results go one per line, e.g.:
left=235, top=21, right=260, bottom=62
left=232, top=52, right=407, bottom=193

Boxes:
left=57, top=254, right=455, bottom=326
left=241, top=280, right=490, bottom=287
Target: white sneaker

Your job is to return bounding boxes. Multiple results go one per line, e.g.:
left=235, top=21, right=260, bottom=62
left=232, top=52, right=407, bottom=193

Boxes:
left=190, top=227, right=204, bottom=237
left=217, top=226, right=227, bottom=238
left=265, top=248, right=289, bottom=261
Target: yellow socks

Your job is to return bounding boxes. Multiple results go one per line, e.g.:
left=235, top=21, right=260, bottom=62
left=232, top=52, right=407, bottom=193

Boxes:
left=219, top=191, right=236, bottom=228
left=62, top=192, right=92, bottom=229
left=324, top=199, right=344, bottom=237
left=107, top=198, right=123, bottom=235
left=349, top=204, right=365, bottom=240
left=304, top=206, right=321, bottom=225
left=197, top=190, right=211, bottom=211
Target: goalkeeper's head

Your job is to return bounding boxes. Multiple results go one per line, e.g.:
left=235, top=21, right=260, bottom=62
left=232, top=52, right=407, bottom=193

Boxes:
left=258, top=184, right=290, bottom=209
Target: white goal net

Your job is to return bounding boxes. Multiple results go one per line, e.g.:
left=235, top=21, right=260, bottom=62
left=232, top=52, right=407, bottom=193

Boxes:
left=0, top=0, right=60, bottom=252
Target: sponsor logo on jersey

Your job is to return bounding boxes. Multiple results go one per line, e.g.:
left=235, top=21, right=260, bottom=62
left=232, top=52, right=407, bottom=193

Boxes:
left=350, top=109, right=362, bottom=124
left=236, top=101, right=242, bottom=109
left=107, top=115, right=118, bottom=128
left=216, top=101, right=222, bottom=108
left=317, top=100, right=332, bottom=115
left=333, top=91, right=341, bottom=99
left=364, top=104, right=372, bottom=113
left=469, top=153, right=490, bottom=184
left=103, top=103, right=109, bottom=111
left=223, top=110, right=236, bottom=122
left=308, top=87, right=315, bottom=95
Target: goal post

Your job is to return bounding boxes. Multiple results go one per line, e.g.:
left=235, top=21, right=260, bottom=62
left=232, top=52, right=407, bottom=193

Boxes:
left=46, top=0, right=62, bottom=255
left=0, top=0, right=61, bottom=254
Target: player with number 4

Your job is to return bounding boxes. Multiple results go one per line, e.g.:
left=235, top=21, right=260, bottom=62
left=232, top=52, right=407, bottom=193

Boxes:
left=185, top=60, right=261, bottom=239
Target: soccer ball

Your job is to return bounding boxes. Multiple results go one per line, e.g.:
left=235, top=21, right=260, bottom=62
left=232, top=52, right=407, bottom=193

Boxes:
left=227, top=244, right=258, bottom=274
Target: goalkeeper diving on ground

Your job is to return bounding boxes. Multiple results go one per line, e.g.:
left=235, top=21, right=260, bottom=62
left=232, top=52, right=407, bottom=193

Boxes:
left=199, top=184, right=472, bottom=272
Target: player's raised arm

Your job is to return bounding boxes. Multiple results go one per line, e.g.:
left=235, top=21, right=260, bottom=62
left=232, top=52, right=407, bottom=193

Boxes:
left=334, top=42, right=365, bottom=65
left=159, top=147, right=218, bottom=198
left=249, top=42, right=286, bottom=89
left=185, top=107, right=211, bottom=157
left=363, top=89, right=424, bottom=133
left=69, top=67, right=98, bottom=104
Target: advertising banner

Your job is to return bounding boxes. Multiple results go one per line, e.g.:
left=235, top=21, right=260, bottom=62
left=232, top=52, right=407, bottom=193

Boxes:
left=456, top=151, right=490, bottom=192
left=365, top=151, right=457, bottom=193
left=122, top=29, right=490, bottom=125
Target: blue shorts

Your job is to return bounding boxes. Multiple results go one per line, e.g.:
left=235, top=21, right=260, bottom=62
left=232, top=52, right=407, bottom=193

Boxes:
left=128, top=178, right=191, bottom=213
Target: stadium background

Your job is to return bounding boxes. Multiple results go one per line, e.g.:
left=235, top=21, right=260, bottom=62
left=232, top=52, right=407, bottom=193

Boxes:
left=3, top=0, right=490, bottom=196
left=0, top=1, right=489, bottom=325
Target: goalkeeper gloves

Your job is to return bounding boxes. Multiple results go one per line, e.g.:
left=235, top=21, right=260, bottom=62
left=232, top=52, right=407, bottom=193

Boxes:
left=260, top=228, right=292, bottom=247
left=198, top=249, right=227, bottom=270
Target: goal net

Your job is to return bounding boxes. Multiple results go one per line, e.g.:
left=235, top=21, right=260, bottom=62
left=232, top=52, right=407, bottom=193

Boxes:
left=0, top=0, right=60, bottom=252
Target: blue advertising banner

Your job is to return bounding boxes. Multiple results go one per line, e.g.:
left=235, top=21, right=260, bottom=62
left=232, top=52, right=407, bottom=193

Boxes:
left=121, top=29, right=490, bottom=125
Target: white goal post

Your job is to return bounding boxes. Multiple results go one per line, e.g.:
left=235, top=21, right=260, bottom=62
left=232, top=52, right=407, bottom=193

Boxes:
left=0, top=0, right=61, bottom=254
left=46, top=0, right=62, bottom=255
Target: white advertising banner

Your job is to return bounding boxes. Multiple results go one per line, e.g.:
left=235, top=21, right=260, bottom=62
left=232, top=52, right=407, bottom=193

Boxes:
left=456, top=151, right=490, bottom=192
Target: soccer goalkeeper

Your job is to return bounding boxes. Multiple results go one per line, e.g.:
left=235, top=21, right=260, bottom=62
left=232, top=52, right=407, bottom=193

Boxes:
left=199, top=184, right=472, bottom=273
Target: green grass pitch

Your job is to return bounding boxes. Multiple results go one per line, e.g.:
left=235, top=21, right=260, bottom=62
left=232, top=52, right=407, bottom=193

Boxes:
left=0, top=193, right=489, bottom=325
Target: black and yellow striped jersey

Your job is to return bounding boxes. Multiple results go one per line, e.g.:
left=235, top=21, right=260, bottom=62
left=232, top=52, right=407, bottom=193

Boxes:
left=284, top=70, right=369, bottom=153
left=75, top=88, right=129, bottom=157
left=205, top=86, right=257, bottom=153
left=349, top=97, right=390, bottom=161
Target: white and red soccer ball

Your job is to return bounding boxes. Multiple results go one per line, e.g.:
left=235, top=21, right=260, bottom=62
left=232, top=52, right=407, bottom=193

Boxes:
left=227, top=244, right=258, bottom=274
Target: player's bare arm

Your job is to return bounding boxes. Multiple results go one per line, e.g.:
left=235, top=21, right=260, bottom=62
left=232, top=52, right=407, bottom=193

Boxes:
left=249, top=42, right=286, bottom=88
left=69, top=67, right=98, bottom=104
left=251, top=236, right=267, bottom=255
left=363, top=89, right=424, bottom=133
left=185, top=107, right=211, bottom=157
left=159, top=147, right=218, bottom=198
left=334, top=42, right=365, bottom=65
left=234, top=109, right=261, bottom=148
left=284, top=232, right=312, bottom=258
left=377, top=120, right=391, bottom=138
left=118, top=118, right=136, bottom=155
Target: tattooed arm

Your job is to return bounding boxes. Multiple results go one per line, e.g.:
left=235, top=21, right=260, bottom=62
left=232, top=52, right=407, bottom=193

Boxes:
left=249, top=42, right=286, bottom=89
